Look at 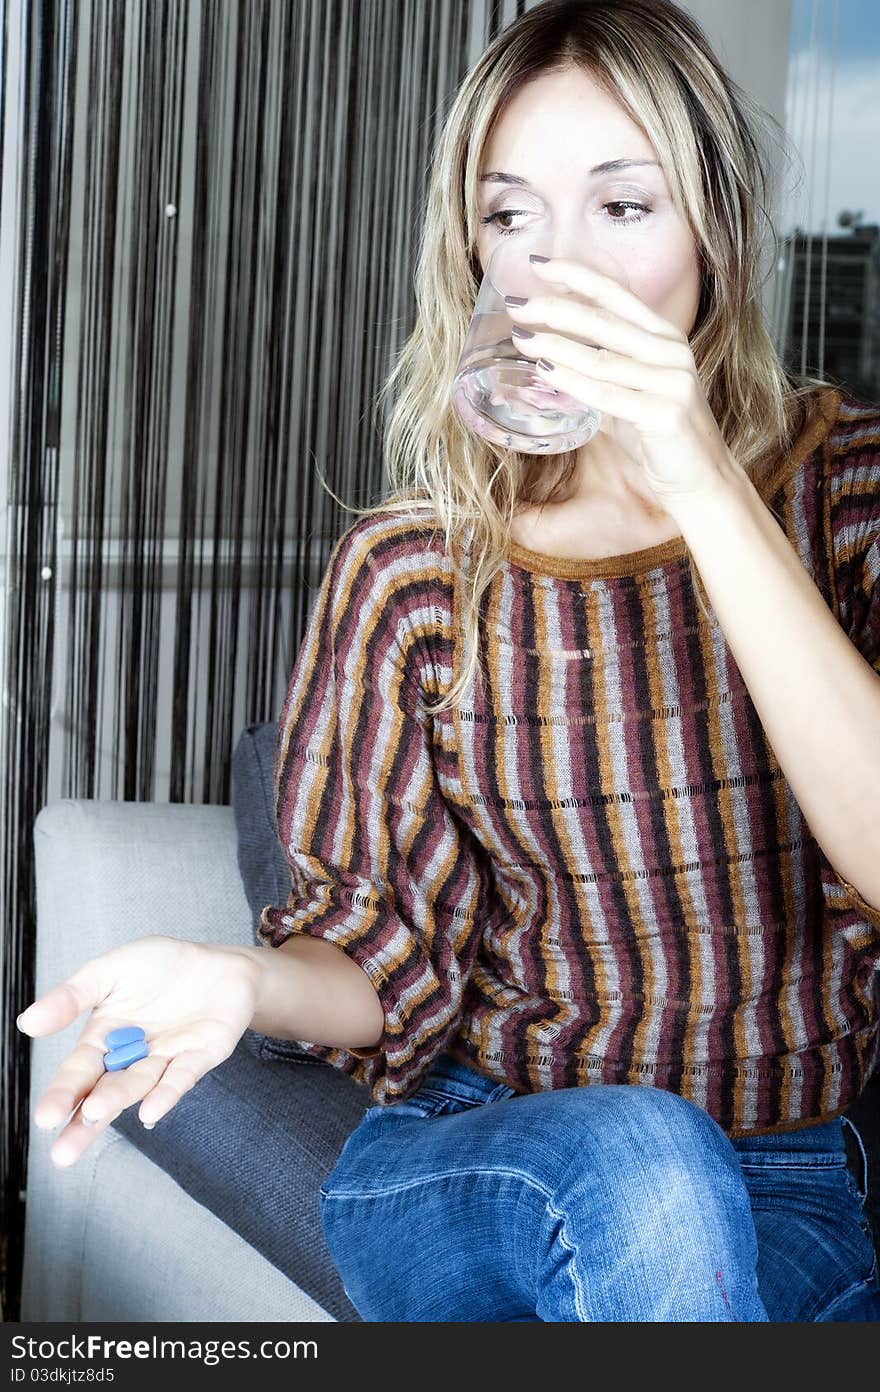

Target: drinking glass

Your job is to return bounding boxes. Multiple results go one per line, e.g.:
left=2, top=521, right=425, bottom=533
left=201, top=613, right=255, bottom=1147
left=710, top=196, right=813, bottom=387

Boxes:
left=452, top=227, right=631, bottom=454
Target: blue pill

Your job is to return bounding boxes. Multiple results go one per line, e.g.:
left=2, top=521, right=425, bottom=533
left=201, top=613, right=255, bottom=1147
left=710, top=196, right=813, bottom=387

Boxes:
left=104, top=1026, right=146, bottom=1050
left=103, top=1039, right=149, bottom=1071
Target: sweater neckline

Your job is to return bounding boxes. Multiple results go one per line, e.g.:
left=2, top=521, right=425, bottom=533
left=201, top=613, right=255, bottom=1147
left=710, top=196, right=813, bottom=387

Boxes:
left=503, top=385, right=842, bottom=581
left=505, top=529, right=688, bottom=580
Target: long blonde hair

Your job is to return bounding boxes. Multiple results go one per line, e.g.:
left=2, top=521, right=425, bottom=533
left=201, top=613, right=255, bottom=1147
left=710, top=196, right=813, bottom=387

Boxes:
left=327, top=0, right=833, bottom=715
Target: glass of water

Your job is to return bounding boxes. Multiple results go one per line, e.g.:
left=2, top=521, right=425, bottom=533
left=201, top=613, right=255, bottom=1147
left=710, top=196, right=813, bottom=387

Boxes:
left=452, top=227, right=631, bottom=454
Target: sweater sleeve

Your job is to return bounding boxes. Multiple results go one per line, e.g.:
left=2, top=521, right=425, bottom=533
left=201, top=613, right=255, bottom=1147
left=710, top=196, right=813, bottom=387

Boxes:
left=257, top=520, right=491, bottom=1104
left=822, top=401, right=880, bottom=933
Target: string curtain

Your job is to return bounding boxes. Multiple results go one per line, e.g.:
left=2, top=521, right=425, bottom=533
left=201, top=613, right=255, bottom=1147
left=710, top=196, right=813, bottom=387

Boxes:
left=0, top=0, right=545, bottom=1325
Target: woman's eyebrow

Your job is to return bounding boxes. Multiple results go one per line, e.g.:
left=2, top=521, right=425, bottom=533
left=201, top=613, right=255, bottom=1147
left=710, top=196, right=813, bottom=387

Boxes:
left=479, top=158, right=660, bottom=186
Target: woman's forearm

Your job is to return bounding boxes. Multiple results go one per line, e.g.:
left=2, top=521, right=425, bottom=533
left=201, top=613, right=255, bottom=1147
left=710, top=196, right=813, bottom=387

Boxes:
left=672, top=458, right=880, bottom=908
left=229, top=935, right=385, bottom=1049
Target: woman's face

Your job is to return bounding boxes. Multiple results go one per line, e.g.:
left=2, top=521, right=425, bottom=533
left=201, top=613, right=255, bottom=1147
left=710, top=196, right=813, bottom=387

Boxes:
left=475, top=66, right=702, bottom=343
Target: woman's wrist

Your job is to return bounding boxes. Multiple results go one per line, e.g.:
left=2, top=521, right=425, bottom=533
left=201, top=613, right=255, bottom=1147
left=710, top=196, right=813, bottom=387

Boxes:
left=226, top=934, right=385, bottom=1049
left=216, top=943, right=282, bottom=1034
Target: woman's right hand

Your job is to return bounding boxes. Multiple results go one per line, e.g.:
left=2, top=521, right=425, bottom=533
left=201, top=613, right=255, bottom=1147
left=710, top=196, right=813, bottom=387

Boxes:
left=16, top=934, right=263, bottom=1170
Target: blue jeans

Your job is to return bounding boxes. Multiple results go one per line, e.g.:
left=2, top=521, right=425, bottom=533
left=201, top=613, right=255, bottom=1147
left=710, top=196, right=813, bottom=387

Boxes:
left=318, top=1052, right=880, bottom=1322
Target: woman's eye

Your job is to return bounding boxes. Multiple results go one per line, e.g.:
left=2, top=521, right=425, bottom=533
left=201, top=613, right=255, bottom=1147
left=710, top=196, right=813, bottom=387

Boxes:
left=604, top=200, right=652, bottom=223
left=480, top=202, right=652, bottom=236
left=480, top=209, right=524, bottom=235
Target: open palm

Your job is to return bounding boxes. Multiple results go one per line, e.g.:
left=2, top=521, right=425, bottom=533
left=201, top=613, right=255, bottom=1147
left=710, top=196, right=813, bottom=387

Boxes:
left=17, top=934, right=262, bottom=1169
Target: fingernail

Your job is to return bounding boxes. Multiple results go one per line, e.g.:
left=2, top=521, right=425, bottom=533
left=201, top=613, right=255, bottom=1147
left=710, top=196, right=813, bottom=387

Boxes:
left=142, top=1121, right=156, bottom=1130
left=511, top=325, right=535, bottom=339
left=529, top=254, right=549, bottom=264
left=503, top=294, right=529, bottom=306
left=82, top=1113, right=99, bottom=1127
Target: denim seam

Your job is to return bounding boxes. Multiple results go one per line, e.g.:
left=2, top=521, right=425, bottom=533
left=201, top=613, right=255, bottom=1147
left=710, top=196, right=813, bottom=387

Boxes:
left=321, top=1163, right=584, bottom=1318
left=413, top=1088, right=491, bottom=1110
left=814, top=1268, right=878, bottom=1321
left=736, top=1159, right=847, bottom=1171
left=840, top=1115, right=869, bottom=1201
left=543, top=1192, right=590, bottom=1321
left=321, top=1165, right=554, bottom=1204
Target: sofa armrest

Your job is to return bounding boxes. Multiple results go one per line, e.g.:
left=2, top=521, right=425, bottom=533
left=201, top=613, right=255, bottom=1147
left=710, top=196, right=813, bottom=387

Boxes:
left=34, top=797, right=253, bottom=959
left=29, top=797, right=253, bottom=1124
left=22, top=799, right=254, bottom=1320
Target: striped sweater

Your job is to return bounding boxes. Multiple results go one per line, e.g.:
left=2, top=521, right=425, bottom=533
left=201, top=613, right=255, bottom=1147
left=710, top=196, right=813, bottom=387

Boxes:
left=259, top=384, right=880, bottom=1137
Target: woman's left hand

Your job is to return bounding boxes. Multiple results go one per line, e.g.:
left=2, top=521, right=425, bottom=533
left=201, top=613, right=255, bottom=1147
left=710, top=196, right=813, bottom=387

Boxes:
left=506, top=257, right=737, bottom=508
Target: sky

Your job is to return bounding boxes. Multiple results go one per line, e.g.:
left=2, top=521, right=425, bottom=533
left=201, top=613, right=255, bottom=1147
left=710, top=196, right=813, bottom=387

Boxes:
left=784, top=0, right=880, bottom=232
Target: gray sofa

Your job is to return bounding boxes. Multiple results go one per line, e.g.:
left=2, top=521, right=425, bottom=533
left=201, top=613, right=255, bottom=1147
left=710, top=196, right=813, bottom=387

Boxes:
left=20, top=795, right=368, bottom=1322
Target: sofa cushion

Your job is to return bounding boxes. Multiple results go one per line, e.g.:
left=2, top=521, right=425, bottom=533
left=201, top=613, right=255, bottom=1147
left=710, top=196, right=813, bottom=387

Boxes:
left=231, top=720, right=320, bottom=1065
left=231, top=721, right=289, bottom=948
